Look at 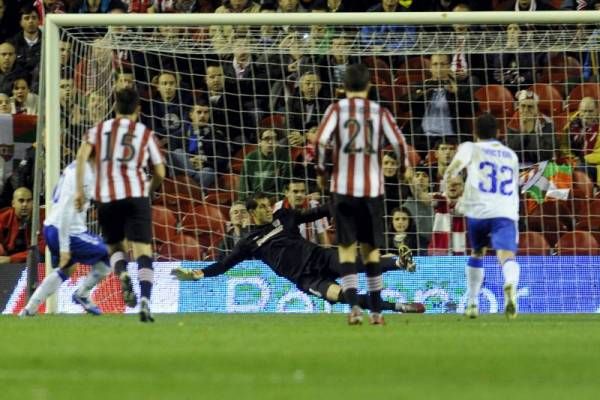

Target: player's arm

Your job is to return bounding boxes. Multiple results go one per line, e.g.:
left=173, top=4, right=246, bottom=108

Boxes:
left=74, top=142, right=93, bottom=212
left=294, top=204, right=331, bottom=225
left=171, top=237, right=251, bottom=280
left=443, top=142, right=473, bottom=182
left=313, top=104, right=339, bottom=188
left=148, top=133, right=166, bottom=193
left=381, top=107, right=410, bottom=173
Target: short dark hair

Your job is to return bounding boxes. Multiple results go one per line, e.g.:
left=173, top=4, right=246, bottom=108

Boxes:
left=19, top=4, right=40, bottom=18
left=245, top=192, right=270, bottom=212
left=344, top=64, right=370, bottom=92
left=115, top=88, right=139, bottom=115
left=475, top=113, right=498, bottom=140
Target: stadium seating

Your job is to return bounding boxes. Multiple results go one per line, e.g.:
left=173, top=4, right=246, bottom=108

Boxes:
left=555, top=230, right=600, bottom=255
left=567, top=83, right=600, bottom=112
left=151, top=205, right=178, bottom=245
left=473, top=85, right=514, bottom=134
left=394, top=56, right=431, bottom=86
left=540, top=55, right=582, bottom=89
left=155, top=175, right=204, bottom=218
left=527, top=83, right=563, bottom=116
left=157, top=233, right=203, bottom=261
left=518, top=231, right=551, bottom=256
left=180, top=204, right=226, bottom=254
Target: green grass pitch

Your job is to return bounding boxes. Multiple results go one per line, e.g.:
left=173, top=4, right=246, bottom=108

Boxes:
left=1, top=314, right=599, bottom=400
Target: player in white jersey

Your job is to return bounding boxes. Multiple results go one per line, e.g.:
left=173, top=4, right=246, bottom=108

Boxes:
left=75, top=88, right=165, bottom=323
left=20, top=161, right=111, bottom=316
left=443, top=113, right=520, bottom=319
left=315, top=64, right=409, bottom=325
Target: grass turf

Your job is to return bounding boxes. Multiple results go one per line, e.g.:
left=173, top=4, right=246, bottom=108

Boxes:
left=1, top=313, right=599, bottom=400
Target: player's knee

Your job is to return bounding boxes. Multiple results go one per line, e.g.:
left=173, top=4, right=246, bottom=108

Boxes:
left=497, top=250, right=516, bottom=265
left=324, top=284, right=342, bottom=303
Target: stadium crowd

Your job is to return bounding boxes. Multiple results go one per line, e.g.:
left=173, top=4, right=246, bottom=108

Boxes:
left=1, top=0, right=600, bottom=264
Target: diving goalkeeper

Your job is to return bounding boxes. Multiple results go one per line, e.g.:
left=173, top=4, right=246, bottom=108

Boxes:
left=171, top=192, right=424, bottom=313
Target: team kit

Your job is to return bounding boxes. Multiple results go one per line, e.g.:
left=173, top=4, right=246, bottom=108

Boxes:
left=22, top=65, right=520, bottom=323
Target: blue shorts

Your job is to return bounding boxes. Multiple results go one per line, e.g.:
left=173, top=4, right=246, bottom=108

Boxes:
left=466, top=217, right=518, bottom=253
left=43, top=225, right=109, bottom=268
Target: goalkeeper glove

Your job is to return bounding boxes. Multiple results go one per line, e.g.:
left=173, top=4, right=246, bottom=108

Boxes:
left=396, top=244, right=417, bottom=273
left=170, top=268, right=204, bottom=281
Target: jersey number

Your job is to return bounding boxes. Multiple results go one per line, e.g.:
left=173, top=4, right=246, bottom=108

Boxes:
left=103, top=132, right=136, bottom=162
left=342, top=118, right=376, bottom=154
left=478, top=161, right=514, bottom=196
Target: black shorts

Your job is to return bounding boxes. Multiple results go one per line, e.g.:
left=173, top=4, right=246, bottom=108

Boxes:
left=296, top=248, right=343, bottom=298
left=97, top=197, right=152, bottom=245
left=331, top=193, right=384, bottom=248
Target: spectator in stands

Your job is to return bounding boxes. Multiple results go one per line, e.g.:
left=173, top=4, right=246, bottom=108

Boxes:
left=428, top=176, right=467, bottom=255
left=59, top=40, right=72, bottom=76
left=10, top=75, right=37, bottom=115
left=360, top=0, right=417, bottom=53
left=429, top=138, right=457, bottom=191
left=71, top=90, right=110, bottom=131
left=238, top=127, right=291, bottom=199
left=449, top=3, right=486, bottom=86
left=406, top=53, right=476, bottom=155
left=560, top=97, right=600, bottom=182
left=0, top=92, right=10, bottom=113
left=560, top=97, right=599, bottom=164
left=78, top=0, right=118, bottom=13
left=325, top=0, right=355, bottom=12
left=0, top=187, right=43, bottom=265
left=0, top=0, right=20, bottom=44
left=59, top=76, right=75, bottom=136
left=286, top=69, right=331, bottom=133
left=489, top=24, right=538, bottom=94
left=277, top=0, right=308, bottom=12
left=212, top=0, right=261, bottom=50
left=0, top=42, right=24, bottom=96
left=513, top=0, right=553, bottom=11
left=43, top=0, right=67, bottom=14
left=170, top=98, right=231, bottom=191
left=384, top=207, right=418, bottom=257
left=402, top=166, right=435, bottom=252
left=144, top=70, right=190, bottom=147
left=322, top=30, right=360, bottom=97
left=382, top=151, right=407, bottom=217
left=216, top=200, right=251, bottom=260
left=203, top=63, right=244, bottom=146
left=273, top=178, right=331, bottom=246
left=9, top=4, right=42, bottom=92
left=506, top=89, right=556, bottom=165
left=257, top=4, right=282, bottom=47
left=114, top=69, right=135, bottom=91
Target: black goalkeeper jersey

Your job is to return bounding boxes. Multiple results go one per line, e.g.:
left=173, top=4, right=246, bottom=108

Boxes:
left=201, top=206, right=330, bottom=282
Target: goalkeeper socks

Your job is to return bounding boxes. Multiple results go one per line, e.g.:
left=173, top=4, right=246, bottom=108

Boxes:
left=111, top=251, right=128, bottom=277
left=76, top=262, right=111, bottom=298
left=466, top=258, right=484, bottom=306
left=502, top=259, right=520, bottom=288
left=357, top=295, right=395, bottom=312
left=24, top=269, right=68, bottom=313
left=137, top=255, right=154, bottom=300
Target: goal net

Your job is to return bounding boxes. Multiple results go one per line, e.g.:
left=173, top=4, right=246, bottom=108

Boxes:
left=35, top=12, right=600, bottom=314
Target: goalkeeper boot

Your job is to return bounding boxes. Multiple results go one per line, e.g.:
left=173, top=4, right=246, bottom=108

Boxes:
left=347, top=305, right=364, bottom=325
left=398, top=302, right=426, bottom=313
left=504, top=284, right=518, bottom=320
left=139, top=297, right=154, bottom=323
left=72, top=292, right=102, bottom=316
left=465, top=303, right=479, bottom=319
left=120, top=272, right=137, bottom=308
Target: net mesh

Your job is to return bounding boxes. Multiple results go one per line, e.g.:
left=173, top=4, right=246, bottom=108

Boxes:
left=57, top=23, right=600, bottom=259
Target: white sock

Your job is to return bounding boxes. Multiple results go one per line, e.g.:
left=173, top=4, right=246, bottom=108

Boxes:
left=76, top=262, right=111, bottom=298
left=25, top=270, right=67, bottom=313
left=502, top=259, right=520, bottom=288
left=466, top=266, right=484, bottom=306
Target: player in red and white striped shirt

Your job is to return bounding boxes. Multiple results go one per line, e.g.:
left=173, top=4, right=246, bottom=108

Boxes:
left=75, top=88, right=165, bottom=322
left=314, top=64, right=410, bottom=325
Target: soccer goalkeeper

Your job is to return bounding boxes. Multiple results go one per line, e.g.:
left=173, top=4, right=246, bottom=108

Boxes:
left=171, top=192, right=423, bottom=313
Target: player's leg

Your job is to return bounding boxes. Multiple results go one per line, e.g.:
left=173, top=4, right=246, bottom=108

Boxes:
left=70, top=232, right=111, bottom=315
left=21, top=226, right=76, bottom=316
left=126, top=198, right=156, bottom=323
left=491, top=219, right=520, bottom=319
left=464, top=218, right=489, bottom=319
left=332, top=194, right=362, bottom=324
left=358, top=197, right=386, bottom=325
